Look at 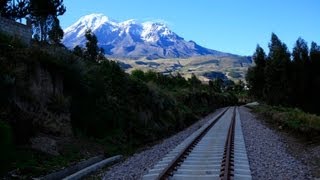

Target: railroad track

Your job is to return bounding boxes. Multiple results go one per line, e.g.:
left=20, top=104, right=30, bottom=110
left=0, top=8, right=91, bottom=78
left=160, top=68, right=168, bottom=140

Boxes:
left=143, top=106, right=252, bottom=180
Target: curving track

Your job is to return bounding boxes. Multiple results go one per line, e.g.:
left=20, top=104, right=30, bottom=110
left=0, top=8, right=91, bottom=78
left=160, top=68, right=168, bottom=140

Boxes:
left=143, top=106, right=252, bottom=180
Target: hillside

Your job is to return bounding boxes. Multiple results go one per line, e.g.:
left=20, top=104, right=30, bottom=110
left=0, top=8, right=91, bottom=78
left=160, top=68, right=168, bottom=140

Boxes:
left=115, top=55, right=252, bottom=81
left=0, top=31, right=241, bottom=178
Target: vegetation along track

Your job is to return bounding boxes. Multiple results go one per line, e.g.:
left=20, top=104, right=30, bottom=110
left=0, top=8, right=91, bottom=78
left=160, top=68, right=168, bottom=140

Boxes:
left=143, top=107, right=252, bottom=180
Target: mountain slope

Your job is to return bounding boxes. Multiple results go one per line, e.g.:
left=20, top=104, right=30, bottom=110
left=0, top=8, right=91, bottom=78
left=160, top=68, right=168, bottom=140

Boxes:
left=63, top=14, right=232, bottom=59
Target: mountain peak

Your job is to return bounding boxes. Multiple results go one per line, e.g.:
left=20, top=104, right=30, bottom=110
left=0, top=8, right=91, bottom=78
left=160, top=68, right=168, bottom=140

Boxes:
left=62, top=13, right=231, bottom=59
left=80, top=13, right=106, bottom=20
left=64, top=13, right=116, bottom=34
left=79, top=13, right=116, bottom=23
left=120, top=19, right=137, bottom=25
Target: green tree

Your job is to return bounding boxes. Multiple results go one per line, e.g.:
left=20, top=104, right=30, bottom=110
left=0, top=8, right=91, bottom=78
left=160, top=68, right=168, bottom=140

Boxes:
left=73, top=45, right=83, bottom=57
left=246, top=45, right=266, bottom=99
left=0, top=121, right=13, bottom=174
left=309, top=42, right=320, bottom=113
left=144, top=70, right=158, bottom=82
left=97, top=47, right=106, bottom=61
left=291, top=38, right=309, bottom=107
left=1, top=0, right=13, bottom=18
left=0, top=0, right=8, bottom=13
left=224, top=80, right=236, bottom=92
left=131, top=69, right=145, bottom=81
left=29, top=0, right=66, bottom=42
left=310, top=42, right=320, bottom=63
left=13, top=0, right=29, bottom=20
left=0, top=0, right=29, bottom=20
left=209, top=78, right=223, bottom=93
left=263, top=33, right=291, bottom=105
left=174, top=72, right=188, bottom=87
left=48, top=16, right=63, bottom=44
left=234, top=80, right=245, bottom=93
left=84, top=29, right=99, bottom=62
left=189, top=73, right=201, bottom=87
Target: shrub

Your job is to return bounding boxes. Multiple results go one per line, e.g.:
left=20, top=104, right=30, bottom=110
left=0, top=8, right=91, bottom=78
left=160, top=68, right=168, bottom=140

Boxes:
left=253, top=105, right=320, bottom=138
left=48, top=94, right=71, bottom=113
left=0, top=32, right=26, bottom=50
left=0, top=120, right=14, bottom=174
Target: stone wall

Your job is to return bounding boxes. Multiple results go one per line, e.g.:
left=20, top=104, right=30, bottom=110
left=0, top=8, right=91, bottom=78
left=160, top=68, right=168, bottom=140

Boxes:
left=0, top=17, right=32, bottom=46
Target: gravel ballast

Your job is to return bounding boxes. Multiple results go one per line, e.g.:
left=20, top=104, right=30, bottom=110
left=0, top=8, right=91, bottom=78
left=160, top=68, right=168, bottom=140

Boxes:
left=89, top=106, right=318, bottom=179
left=99, top=108, right=225, bottom=180
left=239, top=106, right=314, bottom=180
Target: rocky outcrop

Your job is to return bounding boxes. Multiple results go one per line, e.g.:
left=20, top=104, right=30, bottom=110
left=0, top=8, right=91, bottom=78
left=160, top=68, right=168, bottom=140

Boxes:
left=6, top=60, right=73, bottom=155
left=5, top=60, right=72, bottom=155
left=12, top=62, right=72, bottom=137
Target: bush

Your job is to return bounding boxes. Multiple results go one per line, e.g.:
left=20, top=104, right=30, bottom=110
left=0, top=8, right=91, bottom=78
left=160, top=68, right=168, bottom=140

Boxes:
left=228, top=71, right=242, bottom=78
left=0, top=32, right=26, bottom=52
left=0, top=39, right=239, bottom=158
left=48, top=94, right=71, bottom=113
left=0, top=120, right=14, bottom=174
left=253, top=105, right=320, bottom=138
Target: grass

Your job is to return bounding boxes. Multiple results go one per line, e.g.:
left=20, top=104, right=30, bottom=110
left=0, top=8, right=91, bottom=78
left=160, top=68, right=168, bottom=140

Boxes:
left=250, top=104, right=320, bottom=139
left=1, top=134, right=116, bottom=178
left=7, top=133, right=143, bottom=178
left=4, top=145, right=83, bottom=178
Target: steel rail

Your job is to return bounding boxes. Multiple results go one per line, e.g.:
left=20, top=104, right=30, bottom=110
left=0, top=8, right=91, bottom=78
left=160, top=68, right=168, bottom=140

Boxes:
left=220, top=107, right=236, bottom=180
left=158, top=107, right=230, bottom=180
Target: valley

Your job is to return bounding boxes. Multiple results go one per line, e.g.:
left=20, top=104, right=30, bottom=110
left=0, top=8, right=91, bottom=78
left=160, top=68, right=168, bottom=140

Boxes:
left=114, top=55, right=252, bottom=82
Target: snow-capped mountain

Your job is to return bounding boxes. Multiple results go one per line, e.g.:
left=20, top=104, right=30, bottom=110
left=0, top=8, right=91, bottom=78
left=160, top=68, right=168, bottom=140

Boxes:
left=63, top=14, right=229, bottom=59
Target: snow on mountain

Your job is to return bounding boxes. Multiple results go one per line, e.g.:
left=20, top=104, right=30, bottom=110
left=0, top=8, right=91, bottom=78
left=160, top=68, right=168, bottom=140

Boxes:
left=141, top=22, right=172, bottom=42
left=65, top=14, right=111, bottom=37
left=62, top=13, right=230, bottom=59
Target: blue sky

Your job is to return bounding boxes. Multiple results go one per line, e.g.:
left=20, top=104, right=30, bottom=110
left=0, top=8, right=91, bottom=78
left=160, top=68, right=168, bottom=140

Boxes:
left=60, top=0, right=320, bottom=56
